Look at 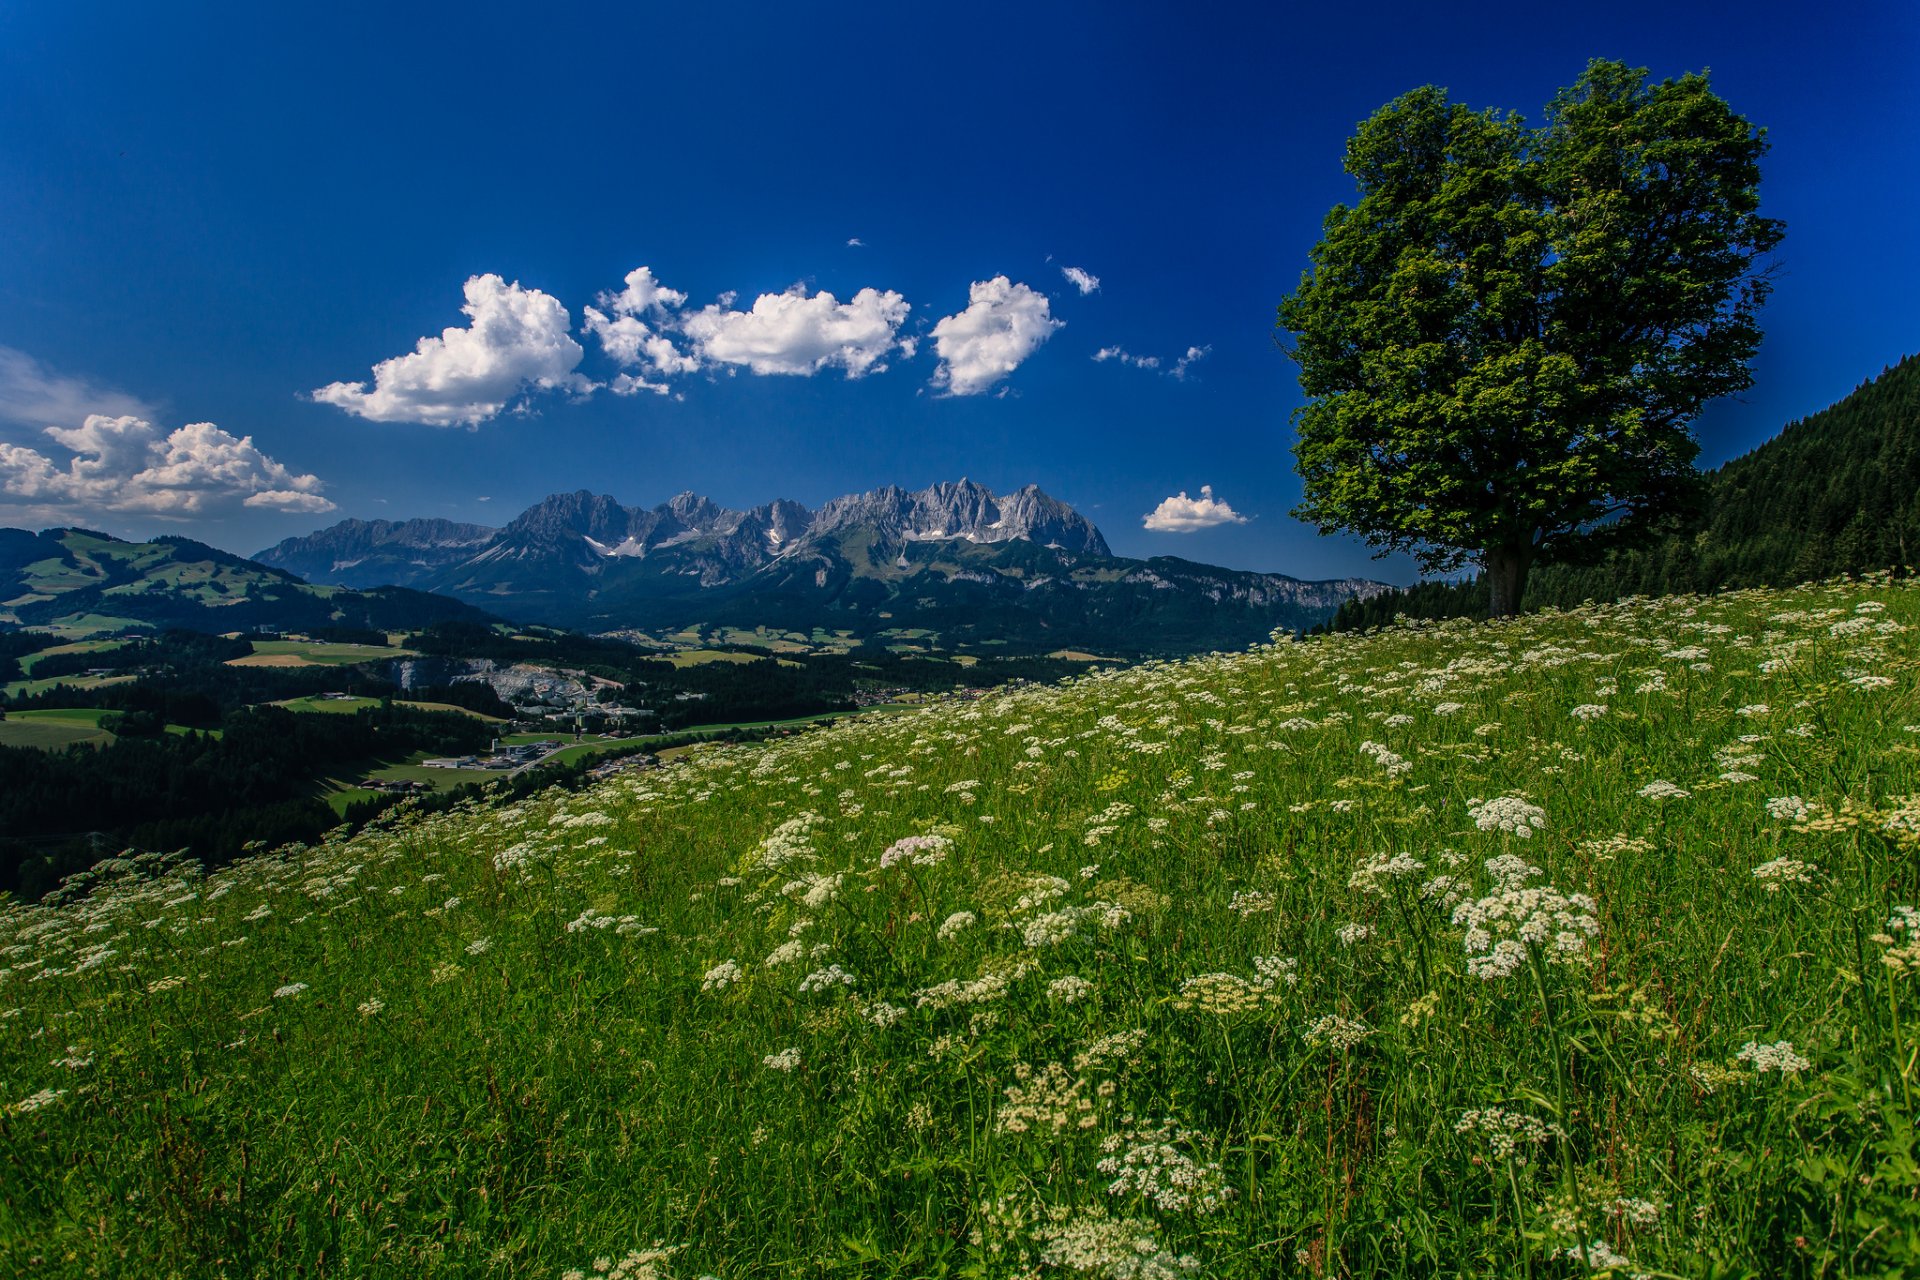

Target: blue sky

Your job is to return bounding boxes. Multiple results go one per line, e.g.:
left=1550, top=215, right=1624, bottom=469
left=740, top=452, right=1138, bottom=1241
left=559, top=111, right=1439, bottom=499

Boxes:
left=1, top=1, right=1915, bottom=583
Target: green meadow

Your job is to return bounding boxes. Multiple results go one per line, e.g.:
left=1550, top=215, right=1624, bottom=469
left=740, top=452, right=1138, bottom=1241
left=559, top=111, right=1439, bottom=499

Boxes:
left=0, top=707, right=210, bottom=750
left=5, top=577, right=1919, bottom=1277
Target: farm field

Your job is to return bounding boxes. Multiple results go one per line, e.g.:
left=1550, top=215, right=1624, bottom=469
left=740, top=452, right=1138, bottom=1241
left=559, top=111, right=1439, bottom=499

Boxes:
left=0, top=672, right=135, bottom=700
left=6, top=577, right=1920, bottom=1276
left=0, top=708, right=210, bottom=750
left=228, top=639, right=419, bottom=668
left=14, top=639, right=129, bottom=675
left=270, top=694, right=505, bottom=722
left=0, top=713, right=110, bottom=750
left=661, top=648, right=804, bottom=669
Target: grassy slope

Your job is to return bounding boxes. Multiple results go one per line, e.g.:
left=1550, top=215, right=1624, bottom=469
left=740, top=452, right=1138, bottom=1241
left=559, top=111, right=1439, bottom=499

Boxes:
left=231, top=640, right=421, bottom=668
left=272, top=695, right=504, bottom=723
left=5, top=578, right=1920, bottom=1277
left=0, top=672, right=136, bottom=700
left=0, top=709, right=218, bottom=751
left=0, top=717, right=111, bottom=750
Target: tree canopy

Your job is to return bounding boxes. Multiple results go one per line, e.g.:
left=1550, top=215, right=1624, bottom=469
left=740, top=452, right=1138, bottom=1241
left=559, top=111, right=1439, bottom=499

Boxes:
left=1278, top=59, right=1783, bottom=615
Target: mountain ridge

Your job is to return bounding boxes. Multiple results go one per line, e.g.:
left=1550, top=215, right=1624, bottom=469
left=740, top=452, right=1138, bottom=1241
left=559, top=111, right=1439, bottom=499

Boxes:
left=0, top=526, right=495, bottom=635
left=257, top=480, right=1386, bottom=651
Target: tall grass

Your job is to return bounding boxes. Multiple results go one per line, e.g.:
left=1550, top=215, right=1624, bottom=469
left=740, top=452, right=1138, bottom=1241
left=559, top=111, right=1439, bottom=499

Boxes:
left=5, top=576, right=1919, bottom=1277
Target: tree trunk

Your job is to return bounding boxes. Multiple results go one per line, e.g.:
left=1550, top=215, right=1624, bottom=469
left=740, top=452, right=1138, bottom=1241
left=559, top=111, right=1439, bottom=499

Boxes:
left=1485, top=543, right=1532, bottom=619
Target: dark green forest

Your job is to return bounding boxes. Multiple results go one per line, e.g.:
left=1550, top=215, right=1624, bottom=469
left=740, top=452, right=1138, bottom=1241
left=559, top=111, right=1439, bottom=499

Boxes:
left=0, top=703, right=490, bottom=898
left=1328, top=354, right=1920, bottom=630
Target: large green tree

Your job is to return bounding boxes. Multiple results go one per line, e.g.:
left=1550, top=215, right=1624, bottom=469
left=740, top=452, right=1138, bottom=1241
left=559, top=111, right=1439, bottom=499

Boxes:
left=1277, top=60, right=1784, bottom=616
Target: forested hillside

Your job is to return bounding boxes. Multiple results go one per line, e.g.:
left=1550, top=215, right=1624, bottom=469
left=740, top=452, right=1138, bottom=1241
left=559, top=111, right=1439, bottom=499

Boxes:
left=1330, top=355, right=1920, bottom=630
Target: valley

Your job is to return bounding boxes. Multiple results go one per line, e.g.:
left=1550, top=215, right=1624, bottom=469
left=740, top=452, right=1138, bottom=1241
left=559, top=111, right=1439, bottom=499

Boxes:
left=256, top=479, right=1387, bottom=650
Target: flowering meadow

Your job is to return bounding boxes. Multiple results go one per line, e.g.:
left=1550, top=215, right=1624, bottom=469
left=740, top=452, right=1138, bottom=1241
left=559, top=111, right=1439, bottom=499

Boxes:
left=5, top=577, right=1920, bottom=1278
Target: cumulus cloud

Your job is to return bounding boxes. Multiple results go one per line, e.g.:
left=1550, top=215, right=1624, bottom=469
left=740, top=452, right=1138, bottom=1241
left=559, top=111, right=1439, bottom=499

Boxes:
left=1060, top=265, right=1100, bottom=295
left=582, top=266, right=701, bottom=394
left=1142, top=485, right=1249, bottom=532
left=680, top=285, right=911, bottom=377
left=0, top=346, right=155, bottom=429
left=599, top=265, right=687, bottom=317
left=929, top=277, right=1063, bottom=397
left=847, top=237, right=865, bottom=247
left=0, top=414, right=335, bottom=517
left=311, top=274, right=589, bottom=427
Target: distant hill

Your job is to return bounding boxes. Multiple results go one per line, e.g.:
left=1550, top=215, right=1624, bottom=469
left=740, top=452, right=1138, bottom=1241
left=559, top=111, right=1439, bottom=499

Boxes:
left=258, top=479, right=1388, bottom=653
left=1329, top=354, right=1920, bottom=629
left=0, top=527, right=494, bottom=635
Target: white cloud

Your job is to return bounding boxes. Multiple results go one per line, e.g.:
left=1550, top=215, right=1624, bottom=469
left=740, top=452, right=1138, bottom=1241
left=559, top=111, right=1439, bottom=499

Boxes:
left=1142, top=485, right=1249, bottom=532
left=600, top=265, right=686, bottom=317
left=929, top=277, right=1063, bottom=397
left=582, top=265, right=701, bottom=390
left=584, top=312, right=701, bottom=381
left=1171, top=345, right=1211, bottom=379
left=1061, top=265, right=1100, bottom=295
left=680, top=285, right=911, bottom=377
left=1093, top=342, right=1210, bottom=379
left=1093, top=345, right=1159, bottom=369
left=0, top=414, right=335, bottom=517
left=847, top=237, right=865, bottom=247
left=311, top=274, right=589, bottom=427
left=0, top=346, right=155, bottom=428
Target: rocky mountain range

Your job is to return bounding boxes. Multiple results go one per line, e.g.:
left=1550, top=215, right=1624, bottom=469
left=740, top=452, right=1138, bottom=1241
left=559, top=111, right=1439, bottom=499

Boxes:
left=258, top=480, right=1387, bottom=652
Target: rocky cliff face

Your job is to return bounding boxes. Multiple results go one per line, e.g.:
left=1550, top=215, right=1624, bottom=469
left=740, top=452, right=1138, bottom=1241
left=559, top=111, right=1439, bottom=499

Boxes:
left=387, top=656, right=608, bottom=710
left=808, top=479, right=1109, bottom=556
left=254, top=517, right=496, bottom=588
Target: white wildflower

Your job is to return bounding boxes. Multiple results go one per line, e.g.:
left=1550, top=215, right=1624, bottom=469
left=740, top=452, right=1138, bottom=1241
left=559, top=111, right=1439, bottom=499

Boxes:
left=936, top=911, right=977, bottom=940
left=1452, top=859, right=1599, bottom=980
left=701, top=961, right=744, bottom=992
left=1752, top=857, right=1817, bottom=891
left=1765, top=795, right=1809, bottom=822
left=1048, top=975, right=1097, bottom=1004
left=1737, top=1040, right=1811, bottom=1075
left=798, top=964, right=857, bottom=994
left=1301, top=1015, right=1373, bottom=1050
left=879, top=834, right=952, bottom=868
left=1467, top=796, right=1547, bottom=838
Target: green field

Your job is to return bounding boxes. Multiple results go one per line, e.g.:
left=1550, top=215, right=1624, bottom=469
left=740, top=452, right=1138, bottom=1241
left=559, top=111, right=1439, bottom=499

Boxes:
left=14, top=639, right=129, bottom=675
left=364, top=757, right=500, bottom=789
left=271, top=694, right=505, bottom=722
left=0, top=715, right=111, bottom=750
left=0, top=707, right=213, bottom=750
left=315, top=751, right=504, bottom=816
left=0, top=672, right=136, bottom=700
left=9, top=576, right=1920, bottom=1275
left=25, top=613, right=151, bottom=639
left=229, top=639, right=419, bottom=668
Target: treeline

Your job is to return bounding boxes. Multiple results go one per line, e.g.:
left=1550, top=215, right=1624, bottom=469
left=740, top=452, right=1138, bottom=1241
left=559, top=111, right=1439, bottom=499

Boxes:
left=6, top=630, right=396, bottom=722
left=0, top=631, right=60, bottom=684
left=0, top=703, right=489, bottom=898
left=1326, top=355, right=1919, bottom=631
